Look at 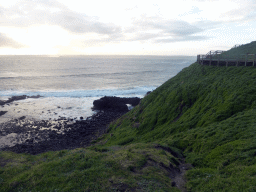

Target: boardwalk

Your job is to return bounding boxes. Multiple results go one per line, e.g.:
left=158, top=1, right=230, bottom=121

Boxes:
left=197, top=50, right=256, bottom=67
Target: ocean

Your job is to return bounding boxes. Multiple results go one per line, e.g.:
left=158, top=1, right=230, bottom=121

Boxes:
left=0, top=55, right=196, bottom=122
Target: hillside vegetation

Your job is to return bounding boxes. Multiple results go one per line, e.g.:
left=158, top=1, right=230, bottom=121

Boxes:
left=1, top=42, right=256, bottom=191
left=219, top=41, right=256, bottom=59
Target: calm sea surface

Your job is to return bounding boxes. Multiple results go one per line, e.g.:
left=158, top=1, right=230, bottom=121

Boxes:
left=0, top=55, right=196, bottom=121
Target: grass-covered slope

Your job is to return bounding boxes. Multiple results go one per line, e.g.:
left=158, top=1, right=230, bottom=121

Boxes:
left=219, top=41, right=256, bottom=59
left=0, top=144, right=181, bottom=192
left=1, top=55, right=256, bottom=191
left=104, top=63, right=256, bottom=191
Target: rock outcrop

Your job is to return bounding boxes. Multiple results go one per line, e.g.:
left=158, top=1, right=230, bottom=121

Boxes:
left=92, top=96, right=141, bottom=112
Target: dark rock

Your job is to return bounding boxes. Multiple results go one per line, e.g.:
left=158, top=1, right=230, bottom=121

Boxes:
left=1, top=108, right=127, bottom=155
left=0, top=111, right=8, bottom=116
left=92, top=96, right=141, bottom=112
left=0, top=95, right=43, bottom=106
left=19, top=116, right=26, bottom=120
left=25, top=139, right=34, bottom=144
left=27, top=95, right=42, bottom=99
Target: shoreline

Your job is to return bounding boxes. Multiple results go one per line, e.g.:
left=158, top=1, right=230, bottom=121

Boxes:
left=1, top=110, right=126, bottom=154
left=0, top=95, right=98, bottom=124
left=0, top=95, right=141, bottom=154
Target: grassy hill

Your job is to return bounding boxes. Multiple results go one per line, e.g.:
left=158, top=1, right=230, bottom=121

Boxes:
left=218, top=41, right=256, bottom=59
left=1, top=42, right=256, bottom=191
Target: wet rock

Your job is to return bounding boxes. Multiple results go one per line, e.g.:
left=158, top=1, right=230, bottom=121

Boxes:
left=25, top=139, right=34, bottom=144
left=19, top=116, right=26, bottom=120
left=93, top=96, right=141, bottom=112
left=0, top=111, right=8, bottom=116
left=1, top=109, right=127, bottom=155
left=28, top=95, right=42, bottom=99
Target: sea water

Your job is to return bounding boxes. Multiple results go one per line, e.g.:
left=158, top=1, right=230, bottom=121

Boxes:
left=0, top=55, right=196, bottom=122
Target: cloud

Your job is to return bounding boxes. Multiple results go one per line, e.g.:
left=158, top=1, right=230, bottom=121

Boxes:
left=155, top=35, right=209, bottom=43
left=219, top=0, right=256, bottom=22
left=0, top=0, right=122, bottom=36
left=0, top=33, right=24, bottom=48
left=191, top=0, right=220, bottom=2
left=178, top=6, right=202, bottom=17
left=127, top=16, right=208, bottom=43
left=0, top=0, right=209, bottom=45
left=1, top=0, right=254, bottom=48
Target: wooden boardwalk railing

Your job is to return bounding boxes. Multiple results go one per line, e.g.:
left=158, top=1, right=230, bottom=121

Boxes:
left=197, top=51, right=256, bottom=67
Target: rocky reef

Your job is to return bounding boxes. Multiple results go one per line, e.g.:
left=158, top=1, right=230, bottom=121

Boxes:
left=1, top=96, right=141, bottom=155
left=92, top=96, right=141, bottom=112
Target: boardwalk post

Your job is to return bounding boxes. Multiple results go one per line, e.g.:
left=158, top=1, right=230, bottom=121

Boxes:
left=245, top=54, right=247, bottom=66
left=209, top=55, right=211, bottom=66
left=254, top=54, right=256, bottom=67
left=218, top=54, right=220, bottom=67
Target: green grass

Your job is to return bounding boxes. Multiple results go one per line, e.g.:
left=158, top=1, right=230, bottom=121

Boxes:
left=1, top=41, right=256, bottom=191
left=0, top=144, right=180, bottom=191
left=215, top=41, right=256, bottom=59
left=103, top=62, right=256, bottom=191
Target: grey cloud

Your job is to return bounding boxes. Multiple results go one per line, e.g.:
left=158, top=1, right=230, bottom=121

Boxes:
left=193, top=20, right=223, bottom=30
left=219, top=1, right=256, bottom=22
left=158, top=20, right=203, bottom=36
left=0, top=1, right=213, bottom=45
left=53, top=12, right=121, bottom=35
left=128, top=17, right=208, bottom=43
left=178, top=6, right=202, bottom=17
left=0, top=33, right=25, bottom=48
left=155, top=35, right=209, bottom=43
left=130, top=33, right=161, bottom=41
left=0, top=0, right=122, bottom=36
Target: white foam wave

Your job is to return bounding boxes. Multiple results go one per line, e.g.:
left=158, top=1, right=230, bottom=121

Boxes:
left=0, top=86, right=156, bottom=98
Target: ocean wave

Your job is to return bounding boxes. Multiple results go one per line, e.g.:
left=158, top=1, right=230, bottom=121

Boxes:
left=0, top=86, right=156, bottom=98
left=0, top=70, right=162, bottom=80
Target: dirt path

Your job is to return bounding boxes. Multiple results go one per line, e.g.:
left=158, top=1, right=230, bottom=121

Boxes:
left=155, top=145, right=192, bottom=192
left=171, top=163, right=193, bottom=192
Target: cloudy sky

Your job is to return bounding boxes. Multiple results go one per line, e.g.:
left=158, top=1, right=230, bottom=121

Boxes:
left=0, top=0, right=255, bottom=55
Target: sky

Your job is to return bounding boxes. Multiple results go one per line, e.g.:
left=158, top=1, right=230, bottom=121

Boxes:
left=0, top=0, right=255, bottom=56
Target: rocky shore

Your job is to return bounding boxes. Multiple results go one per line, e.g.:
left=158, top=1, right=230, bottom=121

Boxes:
left=0, top=96, right=141, bottom=155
